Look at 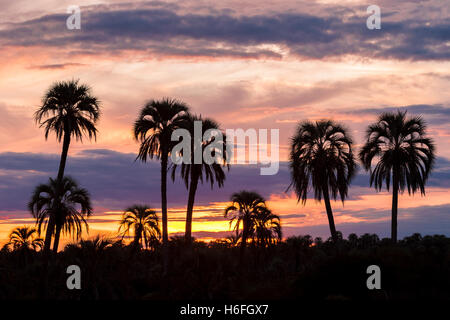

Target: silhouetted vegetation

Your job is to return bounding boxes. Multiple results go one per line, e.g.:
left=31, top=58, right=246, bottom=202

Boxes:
left=0, top=233, right=449, bottom=300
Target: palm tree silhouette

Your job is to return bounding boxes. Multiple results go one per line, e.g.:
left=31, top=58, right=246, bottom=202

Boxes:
left=76, top=236, right=113, bottom=252
left=34, top=79, right=100, bottom=252
left=224, top=191, right=271, bottom=256
left=7, top=226, right=43, bottom=251
left=28, top=176, right=92, bottom=252
left=134, top=98, right=189, bottom=247
left=252, top=208, right=282, bottom=247
left=119, top=205, right=161, bottom=250
left=171, top=114, right=229, bottom=244
left=288, top=120, right=356, bottom=242
left=359, top=111, right=435, bottom=242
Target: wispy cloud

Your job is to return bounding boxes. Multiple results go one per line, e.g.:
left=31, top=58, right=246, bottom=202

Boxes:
left=28, top=63, right=85, bottom=70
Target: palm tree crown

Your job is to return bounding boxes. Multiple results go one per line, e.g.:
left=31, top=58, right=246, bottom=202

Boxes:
left=288, top=120, right=356, bottom=241
left=134, top=98, right=189, bottom=162
left=251, top=208, right=282, bottom=247
left=7, top=227, right=43, bottom=251
left=172, top=114, right=228, bottom=189
left=359, top=111, right=435, bottom=194
left=28, top=176, right=92, bottom=251
left=35, top=79, right=100, bottom=143
left=119, top=205, right=161, bottom=250
left=289, top=120, right=356, bottom=203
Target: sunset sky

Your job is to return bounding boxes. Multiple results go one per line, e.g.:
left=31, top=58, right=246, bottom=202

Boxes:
left=0, top=0, right=449, bottom=246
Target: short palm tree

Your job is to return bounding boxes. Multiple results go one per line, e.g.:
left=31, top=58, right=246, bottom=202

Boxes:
left=78, top=236, right=113, bottom=252
left=288, top=120, right=356, bottom=242
left=34, top=79, right=100, bottom=252
left=171, top=114, right=229, bottom=244
left=119, top=205, right=161, bottom=250
left=7, top=227, right=43, bottom=251
left=134, top=98, right=189, bottom=246
left=28, top=176, right=92, bottom=252
left=359, top=111, right=435, bottom=242
left=224, top=191, right=271, bottom=254
left=252, top=208, right=282, bottom=247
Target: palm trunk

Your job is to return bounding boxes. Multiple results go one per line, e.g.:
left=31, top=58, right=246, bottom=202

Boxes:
left=133, top=227, right=142, bottom=251
left=322, top=185, right=338, bottom=242
left=160, top=150, right=169, bottom=274
left=52, top=223, right=62, bottom=253
left=391, top=169, right=399, bottom=243
left=43, top=131, right=71, bottom=254
left=57, top=131, right=71, bottom=182
left=185, top=170, right=199, bottom=244
left=50, top=130, right=71, bottom=253
left=161, top=151, right=169, bottom=244
left=43, top=217, right=55, bottom=253
left=240, top=217, right=249, bottom=261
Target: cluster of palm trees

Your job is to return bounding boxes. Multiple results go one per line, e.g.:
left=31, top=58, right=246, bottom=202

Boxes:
left=2, top=79, right=437, bottom=255
left=289, top=116, right=435, bottom=243
left=224, top=191, right=281, bottom=257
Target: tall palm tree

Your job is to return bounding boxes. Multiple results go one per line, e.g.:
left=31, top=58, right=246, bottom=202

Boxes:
left=359, top=111, right=435, bottom=242
left=134, top=98, right=189, bottom=246
left=7, top=227, right=43, bottom=251
left=28, top=176, right=92, bottom=252
left=288, top=120, right=356, bottom=242
left=34, top=79, right=100, bottom=252
left=171, top=114, right=229, bottom=244
left=119, top=205, right=161, bottom=250
left=252, top=208, right=282, bottom=247
left=224, top=191, right=271, bottom=255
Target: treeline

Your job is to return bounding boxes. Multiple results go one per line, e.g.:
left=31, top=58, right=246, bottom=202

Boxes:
left=0, top=233, right=449, bottom=300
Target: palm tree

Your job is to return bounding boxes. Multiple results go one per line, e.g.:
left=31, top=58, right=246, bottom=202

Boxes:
left=119, top=205, right=161, bottom=250
left=7, top=227, right=43, bottom=251
left=359, top=111, right=435, bottom=242
left=28, top=176, right=92, bottom=252
left=134, top=98, right=189, bottom=246
left=34, top=79, right=100, bottom=252
left=224, top=191, right=271, bottom=255
left=171, top=114, right=229, bottom=244
left=288, top=120, right=356, bottom=242
left=252, top=208, right=282, bottom=247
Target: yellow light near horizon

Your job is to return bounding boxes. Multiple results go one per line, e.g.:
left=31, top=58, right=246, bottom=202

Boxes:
left=1, top=185, right=450, bottom=249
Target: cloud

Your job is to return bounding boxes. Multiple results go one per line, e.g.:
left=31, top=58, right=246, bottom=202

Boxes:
left=0, top=149, right=291, bottom=212
left=348, top=104, right=450, bottom=126
left=28, top=63, right=85, bottom=70
left=0, top=2, right=449, bottom=61
left=1, top=148, right=449, bottom=208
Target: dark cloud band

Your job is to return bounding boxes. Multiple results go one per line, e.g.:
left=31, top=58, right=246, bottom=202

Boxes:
left=1, top=4, right=449, bottom=60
